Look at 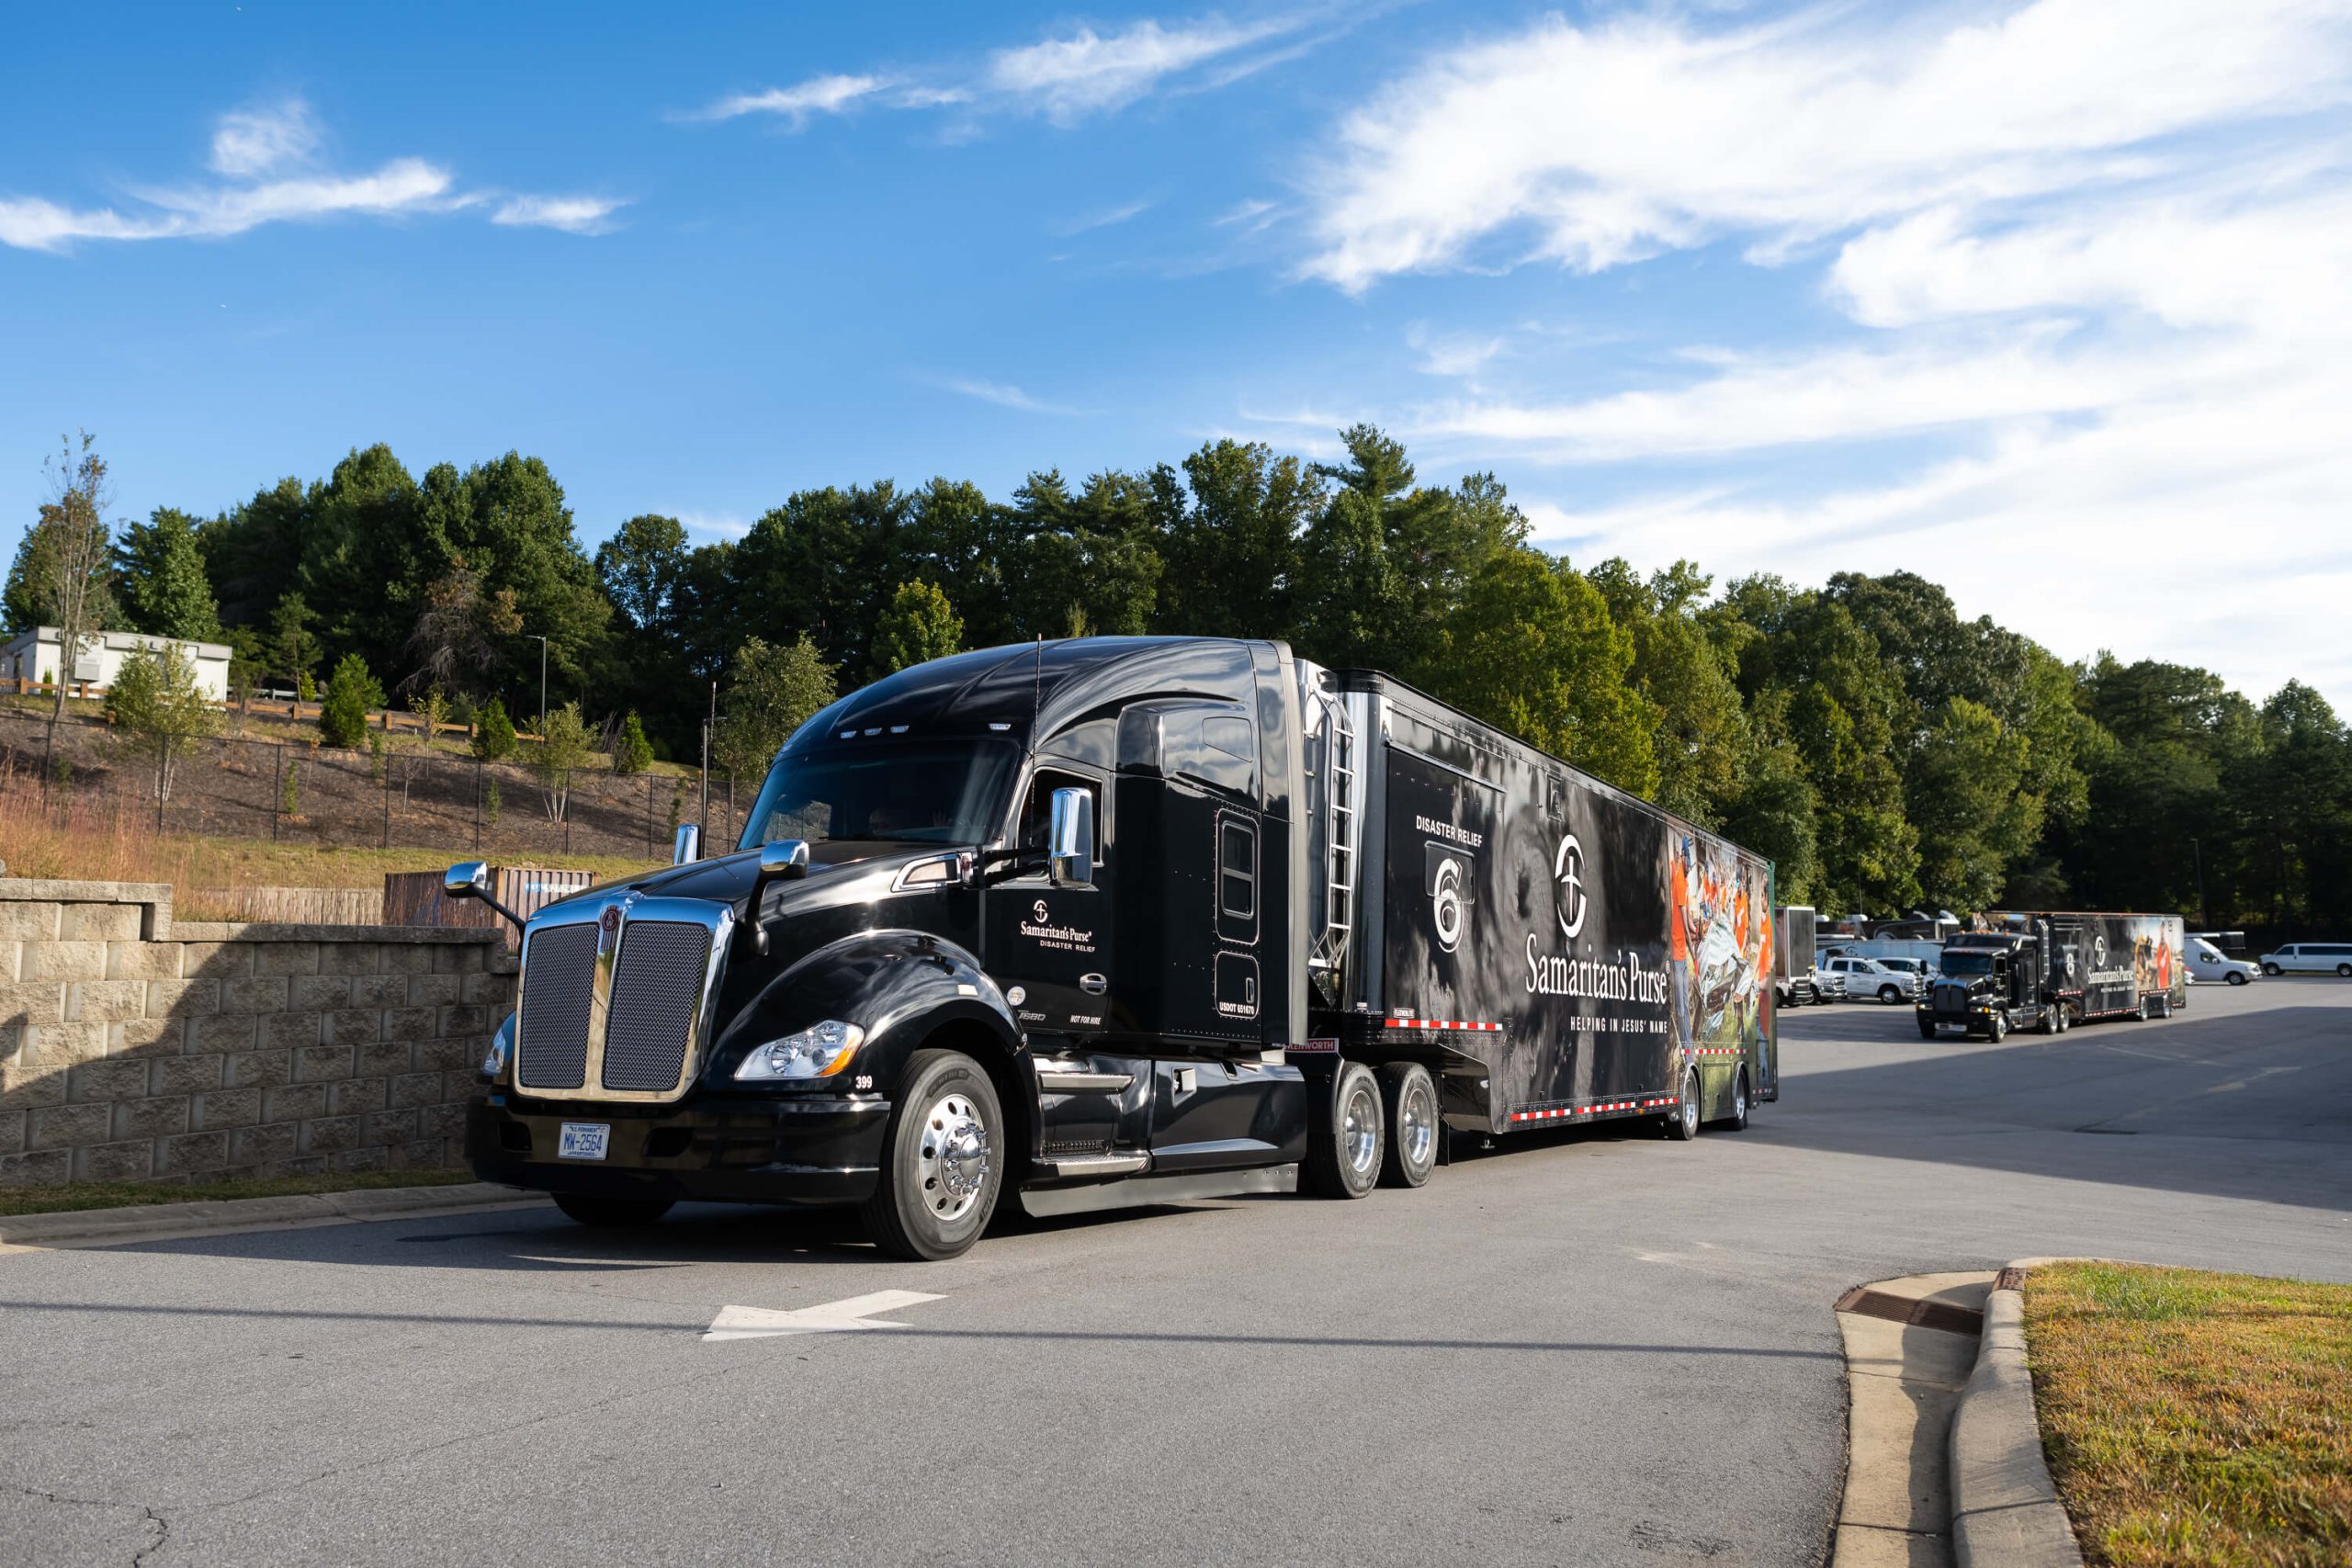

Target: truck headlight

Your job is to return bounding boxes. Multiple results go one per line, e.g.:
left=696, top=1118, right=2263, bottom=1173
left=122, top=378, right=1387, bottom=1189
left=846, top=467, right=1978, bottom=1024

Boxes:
left=735, top=1021, right=865, bottom=1081
left=481, top=1015, right=514, bottom=1080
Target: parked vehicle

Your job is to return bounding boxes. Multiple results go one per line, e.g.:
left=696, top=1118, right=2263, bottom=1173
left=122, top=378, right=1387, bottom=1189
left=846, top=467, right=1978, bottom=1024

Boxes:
left=2257, top=942, right=2352, bottom=977
left=2186, top=936, right=2260, bottom=986
left=1824, top=954, right=1917, bottom=1003
left=1825, top=936, right=1947, bottom=974
left=1773, top=905, right=1837, bottom=1006
left=456, top=637, right=1782, bottom=1260
left=1874, top=955, right=1939, bottom=987
left=1920, top=910, right=2187, bottom=1040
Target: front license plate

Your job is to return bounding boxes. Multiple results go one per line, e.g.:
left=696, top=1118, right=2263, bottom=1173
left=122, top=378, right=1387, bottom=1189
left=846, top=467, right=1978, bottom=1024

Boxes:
left=558, top=1122, right=611, bottom=1161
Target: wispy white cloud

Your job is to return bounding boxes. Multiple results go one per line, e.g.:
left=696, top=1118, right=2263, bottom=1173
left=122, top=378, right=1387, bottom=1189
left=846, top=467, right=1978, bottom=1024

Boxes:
left=209, top=98, right=322, bottom=178
left=690, top=11, right=1329, bottom=138
left=676, top=511, right=752, bottom=541
left=1406, top=322, right=1506, bottom=379
left=1300, top=0, right=2352, bottom=290
left=1053, top=197, right=1155, bottom=235
left=988, top=14, right=1309, bottom=123
left=1, top=102, right=619, bottom=252
left=1212, top=197, right=1282, bottom=234
left=684, top=73, right=898, bottom=126
left=940, top=377, right=1084, bottom=415
left=492, top=194, right=628, bottom=233
left=1284, top=0, right=2352, bottom=707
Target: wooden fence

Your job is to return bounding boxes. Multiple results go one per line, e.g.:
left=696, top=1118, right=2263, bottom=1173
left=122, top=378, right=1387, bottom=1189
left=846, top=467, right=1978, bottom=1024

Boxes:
left=383, top=866, right=600, bottom=951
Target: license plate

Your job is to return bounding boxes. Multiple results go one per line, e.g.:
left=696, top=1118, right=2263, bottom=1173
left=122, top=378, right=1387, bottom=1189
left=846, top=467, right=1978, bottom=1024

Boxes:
left=558, top=1122, right=611, bottom=1161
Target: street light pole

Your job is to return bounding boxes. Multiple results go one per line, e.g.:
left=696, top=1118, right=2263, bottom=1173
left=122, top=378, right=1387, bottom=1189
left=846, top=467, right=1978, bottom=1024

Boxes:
left=2191, top=835, right=2209, bottom=931
left=530, top=634, right=548, bottom=739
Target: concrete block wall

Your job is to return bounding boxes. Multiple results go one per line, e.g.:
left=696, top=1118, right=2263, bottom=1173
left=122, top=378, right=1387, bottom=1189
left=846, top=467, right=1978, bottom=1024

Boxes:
left=0, top=879, right=515, bottom=1186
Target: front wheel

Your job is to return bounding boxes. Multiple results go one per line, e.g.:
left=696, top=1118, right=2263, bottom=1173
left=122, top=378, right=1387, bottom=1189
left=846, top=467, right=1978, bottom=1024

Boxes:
left=860, top=1048, right=1003, bottom=1261
left=554, top=1194, right=673, bottom=1228
left=2226, top=971, right=2247, bottom=986
left=1665, top=1068, right=1702, bottom=1142
left=1917, top=1018, right=1937, bottom=1040
left=1987, top=1012, right=2007, bottom=1043
left=1879, top=984, right=1902, bottom=1004
left=1376, top=1063, right=1439, bottom=1189
left=2263, top=963, right=2281, bottom=976
left=2338, top=964, right=2351, bottom=978
left=1305, top=1061, right=1385, bottom=1199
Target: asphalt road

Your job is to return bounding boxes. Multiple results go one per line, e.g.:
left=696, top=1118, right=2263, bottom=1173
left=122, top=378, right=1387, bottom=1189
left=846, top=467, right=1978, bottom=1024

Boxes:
left=6, top=980, right=2349, bottom=1567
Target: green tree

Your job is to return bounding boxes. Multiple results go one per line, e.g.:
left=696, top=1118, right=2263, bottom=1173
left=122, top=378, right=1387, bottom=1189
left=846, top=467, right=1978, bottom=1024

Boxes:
left=1589, top=558, right=1748, bottom=826
left=114, top=507, right=223, bottom=641
left=713, top=636, right=836, bottom=784
left=472, top=696, right=517, bottom=761
left=530, top=700, right=596, bottom=821
left=870, top=581, right=964, bottom=676
left=31, top=432, right=119, bottom=789
left=106, top=642, right=217, bottom=805
left=611, top=711, right=653, bottom=774
left=1432, top=548, right=1659, bottom=795
left=594, top=514, right=688, bottom=637
left=317, top=651, right=384, bottom=749
left=403, top=554, right=520, bottom=698
left=266, top=592, right=322, bottom=694
left=1153, top=439, right=1318, bottom=637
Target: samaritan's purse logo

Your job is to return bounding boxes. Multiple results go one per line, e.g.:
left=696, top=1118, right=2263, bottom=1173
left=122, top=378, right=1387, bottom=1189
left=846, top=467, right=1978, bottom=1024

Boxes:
left=1555, top=833, right=1588, bottom=939
left=1034, top=899, right=1050, bottom=923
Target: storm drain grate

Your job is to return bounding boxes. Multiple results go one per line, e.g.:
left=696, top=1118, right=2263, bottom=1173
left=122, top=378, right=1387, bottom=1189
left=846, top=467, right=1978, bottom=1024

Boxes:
left=1832, top=1287, right=1984, bottom=1336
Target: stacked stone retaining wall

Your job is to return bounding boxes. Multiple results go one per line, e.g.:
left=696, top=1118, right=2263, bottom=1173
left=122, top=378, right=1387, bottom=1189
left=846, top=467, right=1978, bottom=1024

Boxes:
left=0, top=879, right=515, bottom=1186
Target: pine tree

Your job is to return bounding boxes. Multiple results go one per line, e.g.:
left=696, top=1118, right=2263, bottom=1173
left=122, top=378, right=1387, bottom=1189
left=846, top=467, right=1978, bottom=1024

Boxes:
left=612, top=711, right=653, bottom=774
left=473, top=697, right=517, bottom=761
left=318, top=653, right=384, bottom=749
left=115, top=508, right=223, bottom=641
left=870, top=581, right=964, bottom=677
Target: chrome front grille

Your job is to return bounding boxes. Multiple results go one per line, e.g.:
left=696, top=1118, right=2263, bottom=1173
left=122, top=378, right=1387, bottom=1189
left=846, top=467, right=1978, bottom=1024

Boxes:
left=515, top=923, right=597, bottom=1090
left=508, top=896, right=731, bottom=1103
left=602, top=921, right=714, bottom=1092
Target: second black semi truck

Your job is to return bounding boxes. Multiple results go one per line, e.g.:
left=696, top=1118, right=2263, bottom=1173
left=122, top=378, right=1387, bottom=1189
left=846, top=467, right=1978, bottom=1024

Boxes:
left=1920, top=909, right=2187, bottom=1040
left=458, top=637, right=1781, bottom=1259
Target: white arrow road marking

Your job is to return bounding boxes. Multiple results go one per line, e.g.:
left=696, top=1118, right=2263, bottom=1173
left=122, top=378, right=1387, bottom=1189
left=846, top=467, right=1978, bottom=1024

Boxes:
left=702, top=1289, right=945, bottom=1343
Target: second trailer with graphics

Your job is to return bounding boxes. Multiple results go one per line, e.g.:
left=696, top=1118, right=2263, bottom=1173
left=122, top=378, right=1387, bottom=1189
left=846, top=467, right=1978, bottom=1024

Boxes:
left=458, top=637, right=1779, bottom=1260
left=1919, top=909, right=2188, bottom=1040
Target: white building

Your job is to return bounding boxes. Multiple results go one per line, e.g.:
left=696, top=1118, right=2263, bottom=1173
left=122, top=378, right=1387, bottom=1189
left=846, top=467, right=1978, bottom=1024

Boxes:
left=0, top=627, right=232, bottom=701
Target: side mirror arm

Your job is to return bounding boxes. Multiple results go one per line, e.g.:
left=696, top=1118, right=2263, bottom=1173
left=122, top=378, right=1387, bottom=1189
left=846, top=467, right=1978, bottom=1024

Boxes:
left=442, top=861, right=526, bottom=935
left=743, top=840, right=810, bottom=957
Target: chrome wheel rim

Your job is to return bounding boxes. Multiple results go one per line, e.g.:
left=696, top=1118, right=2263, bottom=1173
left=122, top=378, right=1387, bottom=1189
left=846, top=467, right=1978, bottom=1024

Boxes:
left=916, top=1091, right=990, bottom=1223
left=1398, top=1078, right=1436, bottom=1170
left=1734, top=1076, right=1747, bottom=1121
left=1341, top=1079, right=1381, bottom=1176
left=1679, top=1076, right=1699, bottom=1135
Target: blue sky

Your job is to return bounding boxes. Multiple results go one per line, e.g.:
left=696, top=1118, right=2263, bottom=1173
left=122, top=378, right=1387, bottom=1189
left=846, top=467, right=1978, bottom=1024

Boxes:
left=5, top=0, right=2348, bottom=709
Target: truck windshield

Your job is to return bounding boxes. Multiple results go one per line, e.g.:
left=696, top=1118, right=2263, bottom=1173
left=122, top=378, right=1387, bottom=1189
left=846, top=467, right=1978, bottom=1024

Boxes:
left=736, top=739, right=1020, bottom=850
left=1940, top=952, right=1994, bottom=976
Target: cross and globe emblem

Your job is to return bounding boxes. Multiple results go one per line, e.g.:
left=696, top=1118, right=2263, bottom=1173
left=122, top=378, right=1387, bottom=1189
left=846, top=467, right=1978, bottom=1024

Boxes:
left=1555, top=834, right=1588, bottom=938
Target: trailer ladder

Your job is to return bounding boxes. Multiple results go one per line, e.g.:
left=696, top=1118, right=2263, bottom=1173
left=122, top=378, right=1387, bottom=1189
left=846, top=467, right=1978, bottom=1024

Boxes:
left=1311, top=688, right=1358, bottom=994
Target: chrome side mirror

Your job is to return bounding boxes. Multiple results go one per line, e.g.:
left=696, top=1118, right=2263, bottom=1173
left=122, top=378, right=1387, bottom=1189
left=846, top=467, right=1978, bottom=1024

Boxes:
left=441, top=861, right=523, bottom=933
left=745, top=840, right=809, bottom=956
left=756, top=839, right=810, bottom=886
left=673, top=823, right=701, bottom=865
left=1048, top=787, right=1094, bottom=887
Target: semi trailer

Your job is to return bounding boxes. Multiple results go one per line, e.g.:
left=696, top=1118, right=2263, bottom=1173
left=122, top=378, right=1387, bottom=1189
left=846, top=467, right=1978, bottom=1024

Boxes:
left=1919, top=909, right=2187, bottom=1040
left=457, top=637, right=1781, bottom=1259
left=1773, top=905, right=1836, bottom=1005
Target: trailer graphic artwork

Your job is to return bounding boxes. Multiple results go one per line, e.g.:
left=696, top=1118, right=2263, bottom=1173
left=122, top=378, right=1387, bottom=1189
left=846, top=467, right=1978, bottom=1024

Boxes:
left=1668, top=832, right=1772, bottom=1053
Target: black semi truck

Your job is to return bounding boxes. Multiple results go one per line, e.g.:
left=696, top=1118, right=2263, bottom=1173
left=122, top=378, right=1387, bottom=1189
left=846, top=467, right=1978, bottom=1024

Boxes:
left=1919, top=909, right=2188, bottom=1041
left=458, top=637, right=1781, bottom=1259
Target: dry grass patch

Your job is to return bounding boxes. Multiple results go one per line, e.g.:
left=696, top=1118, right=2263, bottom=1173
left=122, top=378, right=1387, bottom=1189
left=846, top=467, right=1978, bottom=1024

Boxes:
left=2025, top=1261, right=2352, bottom=1567
left=0, top=775, right=656, bottom=915
left=0, top=1168, right=478, bottom=1216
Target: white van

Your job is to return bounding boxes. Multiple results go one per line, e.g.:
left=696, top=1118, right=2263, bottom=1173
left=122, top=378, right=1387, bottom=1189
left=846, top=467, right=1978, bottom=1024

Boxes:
left=2257, top=942, right=2352, bottom=976
left=2186, top=938, right=2259, bottom=986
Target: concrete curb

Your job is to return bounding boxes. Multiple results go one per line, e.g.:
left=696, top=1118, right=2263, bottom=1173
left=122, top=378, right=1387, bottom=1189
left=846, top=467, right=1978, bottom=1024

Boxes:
left=1948, top=1274, right=2084, bottom=1568
left=1829, top=1270, right=1994, bottom=1567
left=0, top=1181, right=548, bottom=1248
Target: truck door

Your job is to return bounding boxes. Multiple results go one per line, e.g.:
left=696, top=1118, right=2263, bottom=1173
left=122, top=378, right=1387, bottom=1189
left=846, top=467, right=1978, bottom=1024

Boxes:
left=985, top=765, right=1113, bottom=1041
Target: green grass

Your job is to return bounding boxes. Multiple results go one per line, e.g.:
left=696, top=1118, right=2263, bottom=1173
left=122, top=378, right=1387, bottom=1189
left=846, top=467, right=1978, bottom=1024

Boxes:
left=2025, top=1261, right=2352, bottom=1567
left=0, top=1168, right=477, bottom=1216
